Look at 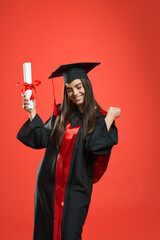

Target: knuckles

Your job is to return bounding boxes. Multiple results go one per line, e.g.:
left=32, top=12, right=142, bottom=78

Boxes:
left=107, top=107, right=121, bottom=119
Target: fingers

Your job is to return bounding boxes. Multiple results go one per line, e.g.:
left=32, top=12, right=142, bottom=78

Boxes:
left=108, top=107, right=121, bottom=112
left=107, top=107, right=121, bottom=120
left=22, top=95, right=29, bottom=108
left=22, top=94, right=32, bottom=112
left=21, top=94, right=36, bottom=115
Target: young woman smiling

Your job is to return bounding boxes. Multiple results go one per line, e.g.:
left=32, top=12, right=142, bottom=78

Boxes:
left=17, top=62, right=121, bottom=240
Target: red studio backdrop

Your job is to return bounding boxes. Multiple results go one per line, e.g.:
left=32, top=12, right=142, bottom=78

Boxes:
left=1, top=0, right=160, bottom=239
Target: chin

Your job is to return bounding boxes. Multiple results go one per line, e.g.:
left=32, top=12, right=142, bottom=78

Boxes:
left=75, top=100, right=84, bottom=106
left=73, top=98, right=84, bottom=105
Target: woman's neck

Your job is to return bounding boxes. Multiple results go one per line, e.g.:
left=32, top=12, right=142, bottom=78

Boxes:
left=78, top=105, right=97, bottom=113
left=78, top=104, right=84, bottom=113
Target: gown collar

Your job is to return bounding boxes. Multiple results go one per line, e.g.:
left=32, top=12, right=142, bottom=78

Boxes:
left=70, top=110, right=83, bottom=128
left=70, top=108, right=106, bottom=128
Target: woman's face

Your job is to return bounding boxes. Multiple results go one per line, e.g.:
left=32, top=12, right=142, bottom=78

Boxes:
left=65, top=79, right=85, bottom=110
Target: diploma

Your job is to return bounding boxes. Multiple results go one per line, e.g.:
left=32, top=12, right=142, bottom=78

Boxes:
left=23, top=62, right=33, bottom=109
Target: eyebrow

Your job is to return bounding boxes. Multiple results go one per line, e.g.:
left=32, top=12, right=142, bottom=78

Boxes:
left=66, top=83, right=82, bottom=90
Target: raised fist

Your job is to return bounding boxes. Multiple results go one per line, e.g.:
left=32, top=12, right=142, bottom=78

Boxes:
left=107, top=107, right=121, bottom=120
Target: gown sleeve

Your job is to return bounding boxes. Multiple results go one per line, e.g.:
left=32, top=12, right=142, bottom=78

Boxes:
left=17, top=113, right=55, bottom=149
left=85, top=116, right=118, bottom=156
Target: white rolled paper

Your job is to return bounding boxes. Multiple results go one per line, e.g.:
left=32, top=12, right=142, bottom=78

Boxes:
left=23, top=62, right=33, bottom=109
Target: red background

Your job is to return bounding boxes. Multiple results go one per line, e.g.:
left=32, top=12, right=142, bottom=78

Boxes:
left=1, top=0, right=160, bottom=239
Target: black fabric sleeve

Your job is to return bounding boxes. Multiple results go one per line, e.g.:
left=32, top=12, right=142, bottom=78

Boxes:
left=85, top=116, right=118, bottom=156
left=17, top=114, right=55, bottom=149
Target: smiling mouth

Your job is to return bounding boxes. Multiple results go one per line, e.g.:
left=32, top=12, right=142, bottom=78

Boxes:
left=73, top=95, right=82, bottom=102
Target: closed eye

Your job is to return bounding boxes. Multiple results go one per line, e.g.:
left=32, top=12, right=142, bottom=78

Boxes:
left=66, top=88, right=72, bottom=93
left=77, top=86, right=82, bottom=89
left=66, top=83, right=82, bottom=92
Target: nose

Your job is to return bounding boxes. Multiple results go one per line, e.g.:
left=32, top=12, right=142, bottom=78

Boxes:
left=72, top=88, right=78, bottom=96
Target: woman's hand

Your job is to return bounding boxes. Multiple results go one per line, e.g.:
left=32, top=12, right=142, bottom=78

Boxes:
left=22, top=95, right=36, bottom=121
left=107, top=107, right=121, bottom=120
left=105, top=107, right=121, bottom=131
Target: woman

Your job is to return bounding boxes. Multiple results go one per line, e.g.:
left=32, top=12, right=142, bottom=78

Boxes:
left=17, top=62, right=121, bottom=240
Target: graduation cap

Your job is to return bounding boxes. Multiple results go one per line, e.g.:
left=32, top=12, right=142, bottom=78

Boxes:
left=48, top=62, right=101, bottom=84
left=48, top=62, right=101, bottom=115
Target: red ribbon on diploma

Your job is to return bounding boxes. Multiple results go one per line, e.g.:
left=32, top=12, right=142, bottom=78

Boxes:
left=17, top=80, right=41, bottom=100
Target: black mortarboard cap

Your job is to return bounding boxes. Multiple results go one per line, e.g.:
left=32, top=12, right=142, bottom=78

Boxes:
left=48, top=62, right=101, bottom=84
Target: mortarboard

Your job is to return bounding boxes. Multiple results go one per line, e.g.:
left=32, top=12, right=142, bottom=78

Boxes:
left=48, top=62, right=101, bottom=84
left=48, top=62, right=101, bottom=115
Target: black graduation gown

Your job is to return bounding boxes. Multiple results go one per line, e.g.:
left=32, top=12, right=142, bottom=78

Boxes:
left=17, top=108, right=118, bottom=240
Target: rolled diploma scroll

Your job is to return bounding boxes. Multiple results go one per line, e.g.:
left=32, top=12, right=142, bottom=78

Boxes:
left=23, top=62, right=33, bottom=109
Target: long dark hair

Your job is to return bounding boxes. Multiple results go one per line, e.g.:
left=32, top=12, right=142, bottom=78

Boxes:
left=50, top=77, right=101, bottom=149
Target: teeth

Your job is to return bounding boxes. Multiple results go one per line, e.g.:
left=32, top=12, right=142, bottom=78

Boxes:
left=75, top=96, right=81, bottom=100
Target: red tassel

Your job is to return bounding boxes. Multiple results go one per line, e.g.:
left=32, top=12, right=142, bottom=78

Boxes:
left=52, top=79, right=59, bottom=116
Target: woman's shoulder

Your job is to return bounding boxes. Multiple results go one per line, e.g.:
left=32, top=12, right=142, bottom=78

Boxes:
left=95, top=108, right=107, bottom=119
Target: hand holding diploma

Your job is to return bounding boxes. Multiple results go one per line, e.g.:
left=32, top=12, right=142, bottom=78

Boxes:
left=22, top=95, right=36, bottom=121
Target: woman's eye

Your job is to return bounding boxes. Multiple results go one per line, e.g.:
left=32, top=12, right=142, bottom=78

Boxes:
left=77, top=86, right=81, bottom=89
left=67, top=89, right=72, bottom=93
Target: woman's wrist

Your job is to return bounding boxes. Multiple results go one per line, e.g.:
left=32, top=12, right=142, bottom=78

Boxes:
left=106, top=112, right=115, bottom=121
left=29, top=110, right=36, bottom=121
left=105, top=114, right=114, bottom=131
